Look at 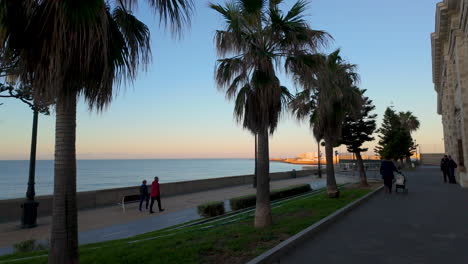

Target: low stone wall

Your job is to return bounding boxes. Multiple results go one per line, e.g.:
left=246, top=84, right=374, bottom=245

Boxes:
left=0, top=169, right=315, bottom=223
left=420, top=153, right=444, bottom=166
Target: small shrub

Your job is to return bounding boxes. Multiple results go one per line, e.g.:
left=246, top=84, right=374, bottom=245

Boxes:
left=230, top=184, right=312, bottom=211
left=197, top=201, right=225, bottom=218
left=230, top=194, right=256, bottom=211
left=270, top=184, right=311, bottom=200
left=13, top=239, right=48, bottom=253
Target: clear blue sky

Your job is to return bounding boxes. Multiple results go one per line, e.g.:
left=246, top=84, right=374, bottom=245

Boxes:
left=0, top=0, right=443, bottom=159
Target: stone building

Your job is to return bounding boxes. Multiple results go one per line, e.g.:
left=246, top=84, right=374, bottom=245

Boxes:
left=432, top=0, right=468, bottom=186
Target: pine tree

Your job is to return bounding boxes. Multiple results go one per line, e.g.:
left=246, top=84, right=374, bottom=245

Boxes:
left=340, top=89, right=377, bottom=186
left=375, top=107, right=417, bottom=167
left=375, top=107, right=402, bottom=160
left=398, top=111, right=420, bottom=166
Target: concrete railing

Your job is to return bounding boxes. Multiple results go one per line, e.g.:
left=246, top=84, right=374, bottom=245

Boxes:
left=420, top=153, right=444, bottom=166
left=0, top=169, right=316, bottom=223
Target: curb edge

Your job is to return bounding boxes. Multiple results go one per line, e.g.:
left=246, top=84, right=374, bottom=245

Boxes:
left=246, top=185, right=384, bottom=264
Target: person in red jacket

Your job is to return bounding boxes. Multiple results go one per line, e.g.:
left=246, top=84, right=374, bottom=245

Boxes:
left=150, top=176, right=164, bottom=213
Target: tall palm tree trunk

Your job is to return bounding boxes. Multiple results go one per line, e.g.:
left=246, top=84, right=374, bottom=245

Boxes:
left=49, top=94, right=78, bottom=264
left=255, top=127, right=272, bottom=227
left=253, top=133, right=257, bottom=188
left=355, top=151, right=369, bottom=187
left=324, top=139, right=339, bottom=198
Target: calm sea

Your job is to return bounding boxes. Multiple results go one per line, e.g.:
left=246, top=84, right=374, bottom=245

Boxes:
left=0, top=159, right=306, bottom=200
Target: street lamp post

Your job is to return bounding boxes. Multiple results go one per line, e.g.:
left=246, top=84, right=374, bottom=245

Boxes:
left=21, top=108, right=39, bottom=228
left=335, top=150, right=339, bottom=168
left=317, top=140, right=322, bottom=178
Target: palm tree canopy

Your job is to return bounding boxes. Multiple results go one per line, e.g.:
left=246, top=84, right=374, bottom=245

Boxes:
left=0, top=0, right=193, bottom=110
left=211, top=0, right=330, bottom=134
left=290, top=49, right=362, bottom=144
left=398, top=111, right=420, bottom=133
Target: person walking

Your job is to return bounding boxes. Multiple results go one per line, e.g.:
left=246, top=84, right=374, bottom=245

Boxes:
left=448, top=156, right=458, bottom=184
left=150, top=176, right=164, bottom=214
left=380, top=157, right=398, bottom=193
left=440, top=155, right=450, bottom=183
left=139, top=180, right=149, bottom=211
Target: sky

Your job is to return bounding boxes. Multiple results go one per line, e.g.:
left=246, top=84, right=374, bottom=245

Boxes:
left=0, top=0, right=443, bottom=160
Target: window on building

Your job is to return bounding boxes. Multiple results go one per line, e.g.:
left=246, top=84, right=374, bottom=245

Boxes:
left=458, top=139, right=465, bottom=167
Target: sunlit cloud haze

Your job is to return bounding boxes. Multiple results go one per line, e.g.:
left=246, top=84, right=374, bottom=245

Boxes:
left=0, top=0, right=443, bottom=160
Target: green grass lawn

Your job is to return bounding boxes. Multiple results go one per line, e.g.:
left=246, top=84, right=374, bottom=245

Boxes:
left=0, top=187, right=374, bottom=264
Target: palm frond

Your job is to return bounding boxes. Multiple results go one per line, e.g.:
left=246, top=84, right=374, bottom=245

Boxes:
left=122, top=0, right=194, bottom=35
left=113, top=6, right=151, bottom=79
left=215, top=57, right=247, bottom=89
left=240, top=0, right=265, bottom=14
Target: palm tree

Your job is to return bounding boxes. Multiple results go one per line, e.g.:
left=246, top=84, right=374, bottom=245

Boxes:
left=210, top=0, right=329, bottom=227
left=0, top=1, right=192, bottom=263
left=290, top=49, right=361, bottom=198
left=399, top=111, right=420, bottom=166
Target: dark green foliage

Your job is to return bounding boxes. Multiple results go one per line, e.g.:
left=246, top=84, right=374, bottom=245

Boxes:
left=210, top=0, right=330, bottom=135
left=230, top=184, right=312, bottom=210
left=13, top=239, right=48, bottom=253
left=375, top=107, right=417, bottom=160
left=0, top=84, right=50, bottom=114
left=230, top=194, right=257, bottom=211
left=270, top=184, right=312, bottom=200
left=197, top=201, right=225, bottom=218
left=340, top=89, right=376, bottom=153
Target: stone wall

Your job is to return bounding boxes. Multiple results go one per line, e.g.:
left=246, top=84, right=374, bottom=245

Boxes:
left=432, top=0, right=468, bottom=187
left=420, top=153, right=445, bottom=166
left=0, top=169, right=315, bottom=223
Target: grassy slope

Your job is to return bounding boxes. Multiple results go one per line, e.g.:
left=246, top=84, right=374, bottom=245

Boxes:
left=1, top=187, right=373, bottom=264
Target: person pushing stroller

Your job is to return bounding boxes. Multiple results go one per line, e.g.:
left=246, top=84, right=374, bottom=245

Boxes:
left=380, top=157, right=400, bottom=193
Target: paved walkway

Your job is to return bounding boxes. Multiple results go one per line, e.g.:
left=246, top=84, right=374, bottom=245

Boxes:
left=280, top=167, right=468, bottom=264
left=0, top=173, right=359, bottom=255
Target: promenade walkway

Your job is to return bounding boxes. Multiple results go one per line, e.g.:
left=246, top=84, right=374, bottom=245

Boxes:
left=280, top=166, right=468, bottom=264
left=0, top=173, right=359, bottom=255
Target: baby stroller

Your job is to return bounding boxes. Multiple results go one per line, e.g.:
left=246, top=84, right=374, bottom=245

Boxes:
left=394, top=171, right=408, bottom=193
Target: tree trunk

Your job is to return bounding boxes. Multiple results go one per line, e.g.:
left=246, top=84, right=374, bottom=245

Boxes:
left=255, top=127, right=272, bottom=227
left=253, top=133, right=257, bottom=188
left=49, top=94, right=79, bottom=264
left=355, top=151, right=369, bottom=187
left=324, top=139, right=339, bottom=198
left=405, top=156, right=412, bottom=167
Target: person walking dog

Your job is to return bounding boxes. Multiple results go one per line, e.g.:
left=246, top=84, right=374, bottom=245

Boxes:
left=150, top=176, right=165, bottom=214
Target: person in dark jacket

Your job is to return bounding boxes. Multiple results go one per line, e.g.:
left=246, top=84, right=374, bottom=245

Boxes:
left=448, top=156, right=458, bottom=184
left=440, top=155, right=449, bottom=183
left=150, top=176, right=164, bottom=214
left=139, top=180, right=149, bottom=211
left=380, top=157, right=399, bottom=193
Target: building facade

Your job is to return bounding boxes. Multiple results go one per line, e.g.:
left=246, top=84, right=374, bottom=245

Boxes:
left=432, top=0, right=468, bottom=186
